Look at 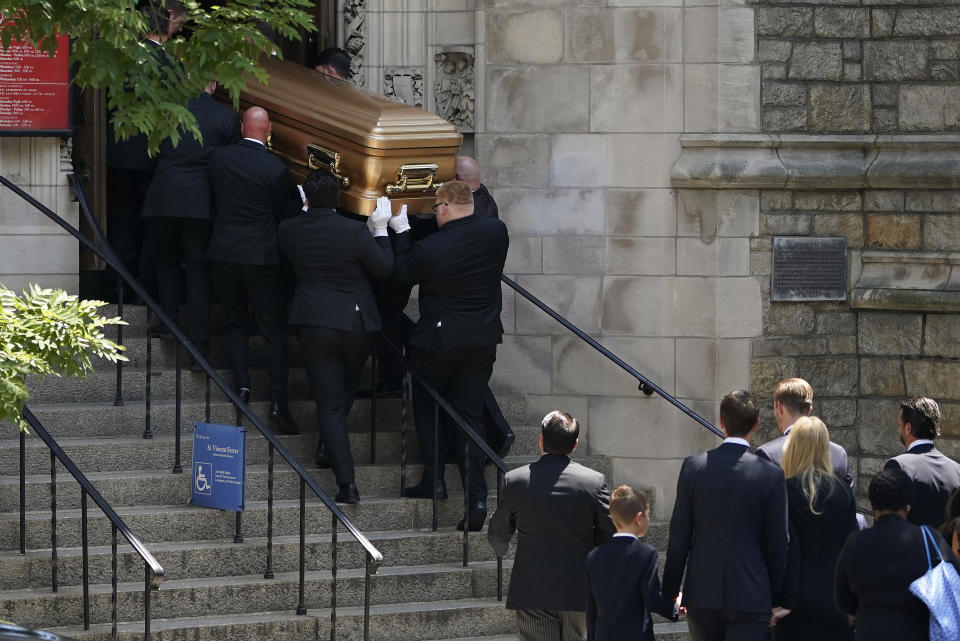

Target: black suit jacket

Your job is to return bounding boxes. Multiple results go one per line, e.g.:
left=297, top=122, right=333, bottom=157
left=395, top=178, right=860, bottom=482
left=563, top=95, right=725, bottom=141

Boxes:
left=278, top=208, right=392, bottom=332
left=662, top=442, right=789, bottom=613
left=141, top=94, right=240, bottom=220
left=757, top=430, right=853, bottom=487
left=885, top=443, right=960, bottom=528
left=488, top=454, right=615, bottom=611
left=834, top=513, right=960, bottom=641
left=206, top=139, right=300, bottom=265
left=473, top=183, right=499, bottom=220
left=393, top=214, right=508, bottom=351
left=586, top=536, right=675, bottom=641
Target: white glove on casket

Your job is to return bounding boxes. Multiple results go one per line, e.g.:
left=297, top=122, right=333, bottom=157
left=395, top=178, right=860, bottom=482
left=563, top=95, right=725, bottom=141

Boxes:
left=388, top=203, right=410, bottom=234
left=369, top=196, right=392, bottom=237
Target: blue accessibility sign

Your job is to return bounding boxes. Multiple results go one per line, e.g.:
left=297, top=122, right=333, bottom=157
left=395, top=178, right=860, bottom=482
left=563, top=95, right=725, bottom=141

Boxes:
left=191, top=422, right=246, bottom=511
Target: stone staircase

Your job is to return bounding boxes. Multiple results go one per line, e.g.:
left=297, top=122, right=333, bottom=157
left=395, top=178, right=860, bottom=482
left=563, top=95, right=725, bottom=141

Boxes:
left=0, top=305, right=689, bottom=641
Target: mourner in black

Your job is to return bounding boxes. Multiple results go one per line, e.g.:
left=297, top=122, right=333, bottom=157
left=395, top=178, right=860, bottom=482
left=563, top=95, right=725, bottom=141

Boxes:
left=277, top=171, right=394, bottom=504
left=392, top=180, right=509, bottom=531
left=312, top=47, right=352, bottom=81
left=884, top=396, right=960, bottom=528
left=834, top=468, right=960, bottom=641
left=662, top=390, right=790, bottom=641
left=456, top=155, right=499, bottom=220
left=139, top=80, right=240, bottom=356
left=207, top=106, right=301, bottom=433
left=106, top=1, right=185, bottom=284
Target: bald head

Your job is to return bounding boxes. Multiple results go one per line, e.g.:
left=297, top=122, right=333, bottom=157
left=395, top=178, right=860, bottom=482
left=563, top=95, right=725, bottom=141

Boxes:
left=241, top=107, right=271, bottom=144
left=455, top=156, right=481, bottom=191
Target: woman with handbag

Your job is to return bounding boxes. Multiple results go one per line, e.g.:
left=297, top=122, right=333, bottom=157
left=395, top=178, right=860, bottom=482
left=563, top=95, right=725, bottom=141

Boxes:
left=773, top=416, right=858, bottom=641
left=834, top=467, right=960, bottom=641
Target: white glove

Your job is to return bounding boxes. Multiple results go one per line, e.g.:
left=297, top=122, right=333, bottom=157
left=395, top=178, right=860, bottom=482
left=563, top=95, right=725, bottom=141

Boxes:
left=369, top=196, right=392, bottom=237
left=389, top=203, right=410, bottom=234
left=297, top=184, right=307, bottom=212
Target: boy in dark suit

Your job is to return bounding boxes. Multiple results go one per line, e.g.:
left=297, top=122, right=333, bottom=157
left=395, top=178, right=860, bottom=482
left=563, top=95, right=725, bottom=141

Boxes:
left=586, top=485, right=678, bottom=641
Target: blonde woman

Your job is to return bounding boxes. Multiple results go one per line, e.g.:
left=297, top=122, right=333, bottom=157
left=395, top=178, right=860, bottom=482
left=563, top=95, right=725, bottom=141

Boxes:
left=773, top=416, right=858, bottom=641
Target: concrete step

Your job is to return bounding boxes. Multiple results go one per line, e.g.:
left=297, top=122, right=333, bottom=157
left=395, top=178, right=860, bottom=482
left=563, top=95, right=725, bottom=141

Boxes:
left=2, top=425, right=547, bottom=476
left=0, top=561, right=510, bottom=629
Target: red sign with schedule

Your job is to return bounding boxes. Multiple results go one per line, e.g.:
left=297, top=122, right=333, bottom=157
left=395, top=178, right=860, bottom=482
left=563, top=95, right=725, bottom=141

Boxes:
left=0, top=32, right=71, bottom=133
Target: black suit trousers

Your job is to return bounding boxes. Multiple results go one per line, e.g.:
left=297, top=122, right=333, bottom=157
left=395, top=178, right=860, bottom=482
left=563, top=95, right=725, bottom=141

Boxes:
left=211, top=261, right=289, bottom=404
left=298, top=321, right=373, bottom=486
left=107, top=167, right=153, bottom=279
left=686, top=608, right=769, bottom=641
left=409, top=345, right=495, bottom=504
left=139, top=218, right=212, bottom=353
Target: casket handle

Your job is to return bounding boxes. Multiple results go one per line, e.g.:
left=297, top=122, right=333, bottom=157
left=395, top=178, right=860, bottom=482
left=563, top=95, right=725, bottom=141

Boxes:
left=307, top=143, right=352, bottom=189
left=385, top=163, right=440, bottom=195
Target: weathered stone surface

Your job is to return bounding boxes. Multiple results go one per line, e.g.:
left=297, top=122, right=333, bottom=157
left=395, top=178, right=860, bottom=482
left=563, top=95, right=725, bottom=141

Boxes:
left=551, top=133, right=679, bottom=188
left=486, top=10, right=564, bottom=65
left=828, top=335, right=858, bottom=354
left=843, top=63, right=862, bottom=82
left=817, top=311, right=856, bottom=335
left=504, top=235, right=543, bottom=274
left=497, top=189, right=604, bottom=235
left=843, top=40, right=862, bottom=62
left=923, top=214, right=960, bottom=250
left=765, top=304, right=816, bottom=336
left=905, top=191, right=935, bottom=211
left=871, top=9, right=895, bottom=38
left=760, top=190, right=793, bottom=211
left=794, top=191, right=862, bottom=212
left=605, top=189, right=677, bottom=237
left=864, top=190, right=904, bottom=211
left=821, top=398, right=857, bottom=428
left=931, top=192, right=960, bottom=210
left=751, top=358, right=798, bottom=397
left=924, top=314, right=960, bottom=358
left=762, top=63, right=788, bottom=80
left=871, top=85, right=898, bottom=108
left=606, top=237, right=677, bottom=275
left=763, top=108, right=807, bottom=131
left=554, top=336, right=675, bottom=397
left=789, top=42, right=843, bottom=80
left=487, top=66, right=590, bottom=132
left=815, top=8, right=868, bottom=38
left=677, top=237, right=750, bottom=276
left=566, top=8, right=682, bottom=64
left=763, top=82, right=806, bottom=107
left=863, top=41, right=928, bottom=81
left=476, top=135, right=551, bottom=188
left=752, top=336, right=828, bottom=357
left=893, top=8, right=960, bottom=37
left=812, top=213, right=864, bottom=248
left=684, top=7, right=756, bottom=64
left=899, top=86, right=960, bottom=130
left=677, top=190, right=760, bottom=238
left=542, top=236, right=605, bottom=275
left=684, top=64, right=761, bottom=133
left=751, top=249, right=772, bottom=276
left=865, top=214, right=921, bottom=249
left=490, top=335, right=552, bottom=395
left=858, top=312, right=923, bottom=356
left=930, top=39, right=960, bottom=60
left=931, top=62, right=960, bottom=82
left=904, top=360, right=960, bottom=400
left=756, top=7, right=813, bottom=37
left=591, top=65, right=683, bottom=133
left=872, top=108, right=898, bottom=133
left=860, top=358, right=904, bottom=396
left=858, top=398, right=902, bottom=457
left=797, top=357, right=859, bottom=396
left=515, top=275, right=602, bottom=334
left=758, top=40, right=792, bottom=63
left=809, top=84, right=871, bottom=133
left=763, top=212, right=811, bottom=234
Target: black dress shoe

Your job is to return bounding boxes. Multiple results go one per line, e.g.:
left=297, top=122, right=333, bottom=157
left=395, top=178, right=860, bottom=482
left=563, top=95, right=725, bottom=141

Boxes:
left=314, top=442, right=330, bottom=469
left=456, top=502, right=487, bottom=532
left=405, top=478, right=448, bottom=500
left=237, top=387, right=251, bottom=405
left=356, top=383, right=402, bottom=399
left=269, top=400, right=299, bottom=435
left=335, top=483, right=360, bottom=504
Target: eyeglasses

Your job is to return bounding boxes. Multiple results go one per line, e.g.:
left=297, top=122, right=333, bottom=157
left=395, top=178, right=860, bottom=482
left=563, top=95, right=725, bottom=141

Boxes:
left=432, top=202, right=448, bottom=212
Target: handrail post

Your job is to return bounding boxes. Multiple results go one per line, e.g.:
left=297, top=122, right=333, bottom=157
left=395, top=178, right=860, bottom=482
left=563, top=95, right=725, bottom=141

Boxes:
left=144, top=563, right=152, bottom=641
left=462, top=438, right=469, bottom=567
left=173, top=346, right=183, bottom=474
left=399, top=371, right=408, bottom=497
left=364, top=553, right=372, bottom=641
left=143, top=312, right=153, bottom=440
left=331, top=513, right=338, bottom=641
left=114, top=274, right=124, bottom=406
left=370, top=351, right=378, bottom=464
left=297, top=479, right=307, bottom=615
left=496, top=470, right=503, bottom=601
left=112, top=525, right=118, bottom=641
left=19, top=430, right=25, bottom=555
left=50, top=449, right=58, bottom=592
left=82, top=491, right=90, bottom=630
left=432, top=404, right=439, bottom=532
left=265, top=443, right=275, bottom=579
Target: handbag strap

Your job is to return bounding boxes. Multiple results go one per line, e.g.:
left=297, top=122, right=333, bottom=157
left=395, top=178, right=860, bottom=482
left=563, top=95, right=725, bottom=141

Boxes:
left=920, top=524, right=944, bottom=569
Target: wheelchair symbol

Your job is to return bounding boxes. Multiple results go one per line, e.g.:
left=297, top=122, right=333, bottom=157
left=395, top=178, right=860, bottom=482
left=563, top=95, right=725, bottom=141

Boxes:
left=194, top=462, right=212, bottom=495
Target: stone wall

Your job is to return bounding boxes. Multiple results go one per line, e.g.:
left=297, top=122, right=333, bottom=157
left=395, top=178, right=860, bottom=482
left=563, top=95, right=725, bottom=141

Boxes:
left=0, top=137, right=79, bottom=293
left=756, top=0, right=960, bottom=132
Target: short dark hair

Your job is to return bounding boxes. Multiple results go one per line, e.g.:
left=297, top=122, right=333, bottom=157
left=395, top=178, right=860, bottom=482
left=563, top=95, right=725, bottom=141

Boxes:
left=312, top=47, right=352, bottom=79
left=610, top=485, right=649, bottom=527
left=720, top=390, right=759, bottom=438
left=302, top=169, right=340, bottom=209
left=139, top=1, right=183, bottom=34
left=900, top=397, right=941, bottom=440
left=869, top=468, right=915, bottom=513
left=541, top=410, right=579, bottom=456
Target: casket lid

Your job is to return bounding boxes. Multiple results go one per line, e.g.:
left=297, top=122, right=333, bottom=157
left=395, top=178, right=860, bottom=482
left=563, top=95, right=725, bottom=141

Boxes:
left=240, top=56, right=460, bottom=151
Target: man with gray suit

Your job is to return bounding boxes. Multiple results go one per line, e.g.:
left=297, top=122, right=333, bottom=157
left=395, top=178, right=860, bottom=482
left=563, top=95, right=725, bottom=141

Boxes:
left=488, top=410, right=615, bottom=641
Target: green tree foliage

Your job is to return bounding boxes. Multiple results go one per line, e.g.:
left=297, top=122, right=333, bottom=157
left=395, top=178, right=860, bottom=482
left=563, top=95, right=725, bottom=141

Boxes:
left=0, top=0, right=314, bottom=153
left=0, top=285, right=126, bottom=432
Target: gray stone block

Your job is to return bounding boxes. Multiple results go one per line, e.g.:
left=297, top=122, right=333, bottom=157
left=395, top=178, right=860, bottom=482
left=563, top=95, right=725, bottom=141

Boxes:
left=815, top=8, right=868, bottom=38
left=899, top=86, right=960, bottom=131
left=486, top=10, right=563, bottom=65
left=789, top=42, right=843, bottom=80
left=606, top=237, right=677, bottom=276
left=553, top=336, right=675, bottom=397
left=496, top=188, right=604, bottom=235
left=843, top=40, right=862, bottom=62
left=904, top=360, right=960, bottom=400
left=794, top=191, right=862, bottom=212
left=550, top=133, right=679, bottom=189
left=750, top=358, right=798, bottom=398
left=760, top=190, right=793, bottom=212
left=566, top=8, right=682, bottom=64
left=809, top=84, right=871, bottom=133
left=677, top=190, right=760, bottom=238
left=542, top=236, right=605, bottom=275
left=864, top=190, right=904, bottom=211
left=762, top=63, right=788, bottom=81
left=758, top=40, right=792, bottom=63
left=756, top=7, right=813, bottom=37
left=591, top=64, right=683, bottom=133
left=893, top=8, right=960, bottom=37
left=930, top=39, right=960, bottom=60
left=816, top=311, right=856, bottom=335
left=858, top=312, right=923, bottom=356
left=843, top=63, right=862, bottom=82
left=763, top=107, right=807, bottom=132
left=676, top=237, right=750, bottom=276
left=763, top=83, right=806, bottom=107
left=504, top=235, right=542, bottom=274
left=812, top=213, right=864, bottom=248
left=602, top=276, right=713, bottom=337
left=820, top=398, right=857, bottom=428
left=763, top=212, right=811, bottom=234
left=923, top=214, right=960, bottom=250
left=752, top=336, right=827, bottom=357
left=860, top=358, right=905, bottom=396
left=476, top=134, right=550, bottom=188
left=924, top=314, right=960, bottom=358
left=765, top=304, right=815, bottom=336
left=931, top=62, right=960, bottom=82
left=486, top=66, right=590, bottom=133
left=863, top=41, right=928, bottom=81
left=490, top=335, right=552, bottom=394
left=606, top=189, right=678, bottom=237
left=796, top=357, right=859, bottom=397
left=871, top=8, right=895, bottom=38
left=515, top=275, right=601, bottom=334
left=828, top=335, right=857, bottom=354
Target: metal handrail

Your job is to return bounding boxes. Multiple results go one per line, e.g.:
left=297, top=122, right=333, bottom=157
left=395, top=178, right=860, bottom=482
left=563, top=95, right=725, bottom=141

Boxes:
left=1, top=173, right=383, bottom=636
left=20, top=406, right=164, bottom=639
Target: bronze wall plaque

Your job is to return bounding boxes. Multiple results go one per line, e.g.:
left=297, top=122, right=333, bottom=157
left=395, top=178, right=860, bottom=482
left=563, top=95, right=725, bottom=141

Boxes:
left=772, top=237, right=847, bottom=302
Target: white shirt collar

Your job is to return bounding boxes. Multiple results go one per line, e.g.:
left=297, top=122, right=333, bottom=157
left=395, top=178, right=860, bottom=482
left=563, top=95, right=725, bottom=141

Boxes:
left=243, top=137, right=265, bottom=146
left=908, top=439, right=934, bottom=451
left=723, top=437, right=750, bottom=447
left=613, top=532, right=638, bottom=540
left=783, top=423, right=796, bottom=436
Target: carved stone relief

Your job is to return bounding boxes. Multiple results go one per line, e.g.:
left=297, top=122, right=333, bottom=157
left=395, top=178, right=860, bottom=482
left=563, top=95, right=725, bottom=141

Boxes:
left=384, top=68, right=424, bottom=108
left=343, top=0, right=366, bottom=87
left=434, top=49, right=475, bottom=132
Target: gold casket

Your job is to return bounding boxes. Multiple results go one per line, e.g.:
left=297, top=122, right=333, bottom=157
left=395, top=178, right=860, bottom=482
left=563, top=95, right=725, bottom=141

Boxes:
left=227, top=56, right=462, bottom=216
